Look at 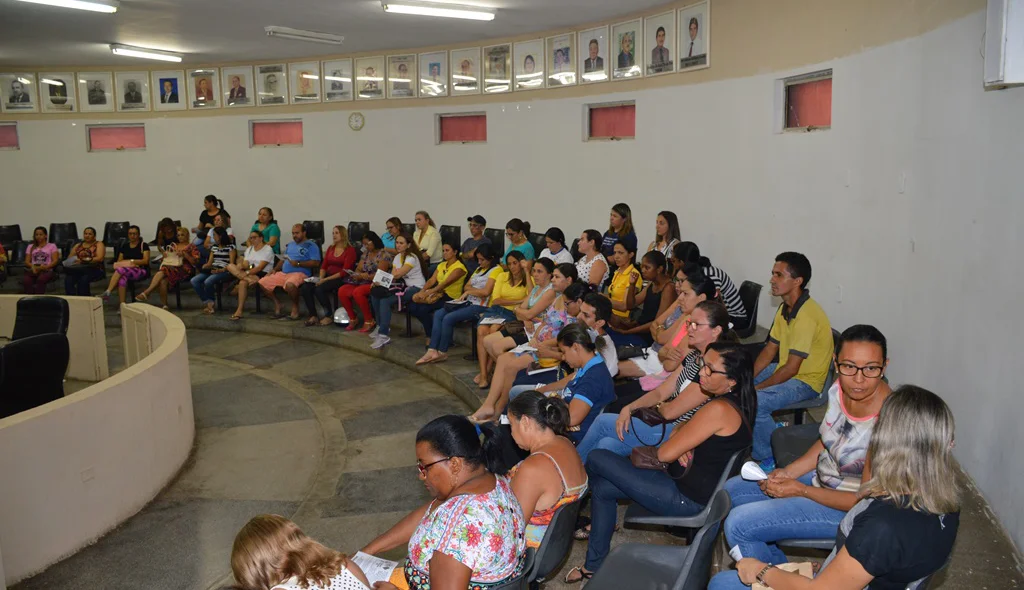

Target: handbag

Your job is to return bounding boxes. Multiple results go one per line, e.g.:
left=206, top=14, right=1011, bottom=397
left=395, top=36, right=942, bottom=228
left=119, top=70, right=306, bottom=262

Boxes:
left=630, top=445, right=691, bottom=479
left=630, top=406, right=668, bottom=446
left=161, top=250, right=182, bottom=267
left=444, top=299, right=471, bottom=313
left=617, top=344, right=648, bottom=361
left=503, top=320, right=526, bottom=335
left=413, top=290, right=444, bottom=304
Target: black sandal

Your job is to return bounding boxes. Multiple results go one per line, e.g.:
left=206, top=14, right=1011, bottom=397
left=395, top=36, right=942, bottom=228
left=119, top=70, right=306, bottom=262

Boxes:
left=564, top=566, right=593, bottom=584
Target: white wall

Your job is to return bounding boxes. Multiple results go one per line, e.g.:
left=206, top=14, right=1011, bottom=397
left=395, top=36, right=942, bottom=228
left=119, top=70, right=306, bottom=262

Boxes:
left=2, top=10, right=1022, bottom=549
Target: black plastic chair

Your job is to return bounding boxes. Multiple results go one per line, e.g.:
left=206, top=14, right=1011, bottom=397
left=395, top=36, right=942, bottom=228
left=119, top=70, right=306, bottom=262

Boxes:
left=11, top=296, right=70, bottom=341
left=586, top=489, right=731, bottom=590
left=0, top=225, right=22, bottom=261
left=347, top=221, right=369, bottom=244
left=777, top=328, right=841, bottom=425
left=527, top=232, right=547, bottom=258
left=48, top=222, right=79, bottom=257
left=0, top=333, right=69, bottom=419
left=734, top=280, right=762, bottom=339
left=489, top=548, right=534, bottom=590
left=771, top=422, right=820, bottom=469
left=485, top=228, right=505, bottom=255
left=402, top=222, right=416, bottom=236
left=528, top=499, right=582, bottom=583
left=102, top=221, right=130, bottom=250
left=440, top=224, right=461, bottom=247
left=303, top=220, right=325, bottom=246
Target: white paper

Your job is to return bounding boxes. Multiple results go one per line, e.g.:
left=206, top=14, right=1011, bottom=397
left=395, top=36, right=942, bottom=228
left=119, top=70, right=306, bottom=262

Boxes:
left=511, top=343, right=538, bottom=354
left=740, top=461, right=768, bottom=481
left=303, top=276, right=321, bottom=284
left=373, top=269, right=394, bottom=288
left=351, top=551, right=398, bottom=586
left=479, top=316, right=506, bottom=325
left=729, top=545, right=744, bottom=561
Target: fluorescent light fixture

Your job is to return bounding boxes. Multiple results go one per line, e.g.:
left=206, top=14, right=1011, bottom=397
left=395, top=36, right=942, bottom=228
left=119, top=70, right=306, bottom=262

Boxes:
left=356, top=76, right=385, bottom=82
left=324, top=75, right=351, bottom=82
left=451, top=74, right=476, bottom=81
left=382, top=0, right=495, bottom=21
left=301, top=73, right=319, bottom=80
left=16, top=77, right=32, bottom=85
left=110, top=44, right=183, bottom=62
left=264, top=26, right=344, bottom=45
left=40, top=78, right=64, bottom=86
left=16, top=0, right=118, bottom=13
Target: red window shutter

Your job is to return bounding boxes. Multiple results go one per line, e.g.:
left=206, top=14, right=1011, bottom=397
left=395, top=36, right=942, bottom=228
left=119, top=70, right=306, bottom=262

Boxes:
left=89, top=126, right=146, bottom=150
left=786, top=78, right=832, bottom=128
left=0, top=125, right=17, bottom=149
left=440, top=114, right=486, bottom=143
left=252, top=121, right=304, bottom=146
left=589, top=104, right=636, bottom=139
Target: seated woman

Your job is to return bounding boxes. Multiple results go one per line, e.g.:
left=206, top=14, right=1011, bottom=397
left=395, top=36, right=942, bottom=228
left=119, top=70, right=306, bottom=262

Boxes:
left=539, top=227, right=574, bottom=265
left=409, top=242, right=468, bottom=348
left=203, top=213, right=235, bottom=248
left=506, top=391, right=588, bottom=550
left=503, top=218, right=535, bottom=262
left=413, top=210, right=442, bottom=274
left=300, top=225, right=357, bottom=326
left=0, top=242, right=7, bottom=285
left=720, top=325, right=891, bottom=564
left=383, top=216, right=402, bottom=255
left=338, top=231, right=393, bottom=331
left=138, top=226, right=199, bottom=309
left=231, top=514, right=371, bottom=590
left=191, top=227, right=236, bottom=314
left=541, top=322, right=616, bottom=444
left=575, top=229, right=610, bottom=288
left=102, top=225, right=150, bottom=304
left=361, top=415, right=527, bottom=590
left=368, top=234, right=427, bottom=350
left=63, top=226, right=106, bottom=296
left=567, top=341, right=756, bottom=582
left=152, top=217, right=177, bottom=250
left=646, top=210, right=681, bottom=257
left=606, top=250, right=675, bottom=348
left=227, top=230, right=275, bottom=320
left=605, top=242, right=642, bottom=322
left=480, top=257, right=557, bottom=361
left=22, top=226, right=60, bottom=295
left=193, top=194, right=228, bottom=257
left=673, top=241, right=748, bottom=325
left=250, top=206, right=281, bottom=254
left=601, top=203, right=637, bottom=259
left=712, top=386, right=959, bottom=590
left=475, top=250, right=529, bottom=388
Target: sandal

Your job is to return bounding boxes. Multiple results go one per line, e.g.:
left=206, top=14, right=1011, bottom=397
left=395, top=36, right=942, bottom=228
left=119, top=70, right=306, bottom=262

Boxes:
left=230, top=313, right=243, bottom=321
left=270, top=311, right=286, bottom=320
left=305, top=317, right=319, bottom=327
left=573, top=523, right=618, bottom=541
left=564, top=566, right=593, bottom=584
left=319, top=317, right=334, bottom=326
left=136, top=292, right=148, bottom=302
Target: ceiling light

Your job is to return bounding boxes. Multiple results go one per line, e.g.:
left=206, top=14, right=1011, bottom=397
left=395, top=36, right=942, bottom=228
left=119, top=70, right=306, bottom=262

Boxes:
left=110, top=44, right=183, bottom=62
left=382, top=0, right=495, bottom=21
left=265, top=26, right=344, bottom=45
left=40, top=78, right=65, bottom=86
left=16, top=0, right=117, bottom=13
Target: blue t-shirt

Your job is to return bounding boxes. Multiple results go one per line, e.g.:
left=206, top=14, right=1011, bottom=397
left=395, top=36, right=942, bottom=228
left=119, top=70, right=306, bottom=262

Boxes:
left=283, top=240, right=321, bottom=276
left=601, top=229, right=637, bottom=259
left=382, top=232, right=396, bottom=250
left=504, top=241, right=536, bottom=261
left=563, top=354, right=615, bottom=443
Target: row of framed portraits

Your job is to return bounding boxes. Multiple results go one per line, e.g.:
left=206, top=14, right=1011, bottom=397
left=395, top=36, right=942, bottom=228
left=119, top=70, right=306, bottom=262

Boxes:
left=0, top=1, right=708, bottom=114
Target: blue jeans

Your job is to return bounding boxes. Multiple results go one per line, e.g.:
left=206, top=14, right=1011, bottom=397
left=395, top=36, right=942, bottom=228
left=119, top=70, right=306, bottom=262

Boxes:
left=63, top=265, right=104, bottom=296
left=429, top=304, right=484, bottom=351
left=709, top=570, right=759, bottom=590
left=191, top=271, right=233, bottom=304
left=370, top=287, right=420, bottom=336
left=584, top=450, right=705, bottom=572
left=753, top=363, right=818, bottom=461
left=576, top=413, right=671, bottom=463
left=408, top=296, right=450, bottom=337
left=722, top=473, right=843, bottom=564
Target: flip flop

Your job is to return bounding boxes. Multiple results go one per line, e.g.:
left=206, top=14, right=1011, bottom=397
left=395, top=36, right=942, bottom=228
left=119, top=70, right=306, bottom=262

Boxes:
left=305, top=317, right=319, bottom=327
left=564, top=567, right=593, bottom=585
left=230, top=314, right=243, bottom=321
left=270, top=312, right=286, bottom=319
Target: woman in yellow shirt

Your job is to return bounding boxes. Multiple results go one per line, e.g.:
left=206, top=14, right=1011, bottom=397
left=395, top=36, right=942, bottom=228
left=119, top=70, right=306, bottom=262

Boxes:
left=607, top=242, right=643, bottom=318
left=476, top=250, right=528, bottom=389
left=408, top=242, right=468, bottom=342
left=414, top=210, right=443, bottom=272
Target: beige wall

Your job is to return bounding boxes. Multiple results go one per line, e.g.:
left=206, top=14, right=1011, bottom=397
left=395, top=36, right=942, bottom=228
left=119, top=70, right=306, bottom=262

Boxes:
left=0, top=295, right=108, bottom=381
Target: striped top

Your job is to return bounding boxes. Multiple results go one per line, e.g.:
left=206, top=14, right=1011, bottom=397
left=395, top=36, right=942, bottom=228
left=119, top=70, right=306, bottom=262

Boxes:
left=703, top=264, right=747, bottom=320
left=669, top=350, right=711, bottom=424
left=210, top=245, right=234, bottom=269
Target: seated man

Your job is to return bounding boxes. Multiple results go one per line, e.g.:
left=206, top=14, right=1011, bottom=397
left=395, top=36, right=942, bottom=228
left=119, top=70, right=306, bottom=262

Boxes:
left=752, top=251, right=832, bottom=470
left=258, top=223, right=321, bottom=320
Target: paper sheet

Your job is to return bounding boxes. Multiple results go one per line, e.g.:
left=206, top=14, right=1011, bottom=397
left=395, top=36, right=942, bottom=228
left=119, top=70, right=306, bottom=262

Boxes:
left=351, top=551, right=399, bottom=586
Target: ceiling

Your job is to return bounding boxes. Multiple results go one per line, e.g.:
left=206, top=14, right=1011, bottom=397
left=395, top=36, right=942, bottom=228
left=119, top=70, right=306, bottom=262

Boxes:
left=0, top=0, right=672, bottom=67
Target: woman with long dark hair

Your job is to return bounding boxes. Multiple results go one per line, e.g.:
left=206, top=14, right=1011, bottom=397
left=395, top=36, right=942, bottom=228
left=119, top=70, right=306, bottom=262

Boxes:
left=647, top=210, right=681, bottom=257
left=63, top=226, right=106, bottom=295
left=575, top=229, right=610, bottom=287
left=601, top=202, right=637, bottom=259
left=250, top=206, right=280, bottom=253
left=369, top=233, right=427, bottom=350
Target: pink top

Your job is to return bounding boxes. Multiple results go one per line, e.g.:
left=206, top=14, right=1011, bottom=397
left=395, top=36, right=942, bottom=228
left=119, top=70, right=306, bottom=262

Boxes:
left=27, top=243, right=58, bottom=266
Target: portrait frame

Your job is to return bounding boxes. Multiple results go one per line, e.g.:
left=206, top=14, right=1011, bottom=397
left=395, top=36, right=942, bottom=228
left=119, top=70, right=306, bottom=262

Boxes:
left=221, top=66, right=253, bottom=108
left=0, top=73, right=39, bottom=113
left=256, top=64, right=288, bottom=106
left=322, top=59, right=354, bottom=102
left=546, top=33, right=576, bottom=88
left=611, top=19, right=643, bottom=80
left=151, top=70, right=185, bottom=112
left=678, top=1, right=711, bottom=72
left=387, top=54, right=417, bottom=99
left=354, top=56, right=386, bottom=101
left=186, top=68, right=220, bottom=109
left=578, top=26, right=610, bottom=84
left=289, top=61, right=321, bottom=104
left=418, top=51, right=448, bottom=98
left=78, top=71, right=114, bottom=113
left=39, top=72, right=77, bottom=113
left=450, top=47, right=481, bottom=95
left=482, top=43, right=512, bottom=94
left=513, top=39, right=544, bottom=91
left=114, top=71, right=151, bottom=112
left=645, top=11, right=676, bottom=76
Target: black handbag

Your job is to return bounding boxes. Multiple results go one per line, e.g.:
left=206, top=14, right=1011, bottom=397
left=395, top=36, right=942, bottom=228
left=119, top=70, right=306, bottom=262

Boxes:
left=617, top=345, right=648, bottom=361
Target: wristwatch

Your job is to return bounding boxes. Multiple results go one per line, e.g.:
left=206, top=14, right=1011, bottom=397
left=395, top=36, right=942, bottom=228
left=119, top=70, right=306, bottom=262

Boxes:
left=756, top=564, right=774, bottom=585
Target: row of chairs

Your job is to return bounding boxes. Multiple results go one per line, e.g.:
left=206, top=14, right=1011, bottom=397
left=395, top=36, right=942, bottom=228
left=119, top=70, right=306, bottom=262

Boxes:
left=1, top=296, right=71, bottom=420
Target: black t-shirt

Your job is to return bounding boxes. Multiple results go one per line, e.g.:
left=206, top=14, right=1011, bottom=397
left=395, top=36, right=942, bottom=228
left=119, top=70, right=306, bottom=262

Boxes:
left=826, top=497, right=959, bottom=589
left=198, top=208, right=228, bottom=237
left=121, top=240, right=148, bottom=260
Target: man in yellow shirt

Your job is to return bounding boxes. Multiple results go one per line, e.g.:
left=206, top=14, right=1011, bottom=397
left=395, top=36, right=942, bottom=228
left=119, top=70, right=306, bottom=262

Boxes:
left=751, top=252, right=832, bottom=470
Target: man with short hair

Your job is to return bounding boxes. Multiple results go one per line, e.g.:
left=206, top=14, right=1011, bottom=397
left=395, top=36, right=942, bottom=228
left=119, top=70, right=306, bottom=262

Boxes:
left=651, top=26, right=671, bottom=71
left=461, top=215, right=490, bottom=273
left=585, top=39, right=604, bottom=73
left=229, top=75, right=247, bottom=100
left=124, top=81, right=142, bottom=104
left=684, top=17, right=703, bottom=58
left=88, top=79, right=107, bottom=105
left=259, top=224, right=322, bottom=320
left=752, top=252, right=833, bottom=470
left=9, top=80, right=30, bottom=103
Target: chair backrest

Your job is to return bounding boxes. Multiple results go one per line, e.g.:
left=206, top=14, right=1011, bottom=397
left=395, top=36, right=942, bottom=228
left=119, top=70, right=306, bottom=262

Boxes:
left=528, top=232, right=547, bottom=258
left=347, top=221, right=369, bottom=244
left=102, top=221, right=131, bottom=245
left=737, top=281, right=762, bottom=330
left=13, top=241, right=30, bottom=265
left=530, top=499, right=583, bottom=582
left=713, top=447, right=748, bottom=493
left=401, top=222, right=416, bottom=237
left=673, top=489, right=732, bottom=590
left=0, top=333, right=69, bottom=420
left=48, top=222, right=79, bottom=245
left=11, top=296, right=70, bottom=341
left=819, top=328, right=842, bottom=394
left=484, top=228, right=505, bottom=254
left=440, top=224, right=461, bottom=248
left=0, top=224, right=22, bottom=244
left=489, top=547, right=534, bottom=590
left=303, top=220, right=325, bottom=245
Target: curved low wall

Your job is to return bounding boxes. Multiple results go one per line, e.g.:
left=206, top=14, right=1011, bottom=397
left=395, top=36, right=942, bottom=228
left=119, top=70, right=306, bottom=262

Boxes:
left=0, top=303, right=194, bottom=585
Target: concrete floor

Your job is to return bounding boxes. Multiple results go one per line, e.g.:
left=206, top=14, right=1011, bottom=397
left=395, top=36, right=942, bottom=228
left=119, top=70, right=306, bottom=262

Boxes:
left=9, top=291, right=1024, bottom=589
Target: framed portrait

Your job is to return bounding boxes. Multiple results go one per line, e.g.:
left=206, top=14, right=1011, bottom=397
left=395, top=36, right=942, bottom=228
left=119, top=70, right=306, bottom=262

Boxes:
left=387, top=54, right=417, bottom=99
left=678, top=1, right=710, bottom=71
left=220, top=66, right=253, bottom=107
left=482, top=43, right=511, bottom=93
left=513, top=39, right=544, bottom=91
left=151, top=70, right=185, bottom=111
left=0, top=73, right=38, bottom=113
left=256, top=64, right=288, bottom=105
left=646, top=11, right=676, bottom=75
left=289, top=62, right=321, bottom=104
left=450, top=48, right=480, bottom=95
left=39, top=73, right=76, bottom=113
left=78, top=71, right=114, bottom=113
left=418, top=51, right=447, bottom=98
left=322, top=59, right=353, bottom=102
left=354, top=56, right=385, bottom=101
left=187, top=68, right=220, bottom=109
left=578, top=26, right=610, bottom=84
left=611, top=19, right=643, bottom=80
left=114, top=71, right=150, bottom=112
left=546, top=34, right=576, bottom=87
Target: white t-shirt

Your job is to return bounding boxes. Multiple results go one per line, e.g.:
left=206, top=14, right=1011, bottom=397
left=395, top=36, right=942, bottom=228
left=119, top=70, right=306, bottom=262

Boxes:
left=589, top=328, right=619, bottom=377
left=396, top=253, right=426, bottom=288
left=244, top=245, right=276, bottom=271
left=541, top=247, right=575, bottom=266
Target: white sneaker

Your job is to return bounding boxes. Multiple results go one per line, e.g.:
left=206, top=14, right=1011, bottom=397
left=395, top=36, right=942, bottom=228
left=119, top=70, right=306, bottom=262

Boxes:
left=368, top=326, right=379, bottom=339
left=371, top=334, right=391, bottom=350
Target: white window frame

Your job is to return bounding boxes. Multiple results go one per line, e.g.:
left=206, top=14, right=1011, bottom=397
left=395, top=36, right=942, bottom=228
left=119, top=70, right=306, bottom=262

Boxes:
left=775, top=68, right=832, bottom=133
left=435, top=111, right=487, bottom=145
left=249, top=118, right=304, bottom=148
left=86, top=123, right=146, bottom=152
left=583, top=100, right=636, bottom=142
left=0, top=122, right=19, bottom=151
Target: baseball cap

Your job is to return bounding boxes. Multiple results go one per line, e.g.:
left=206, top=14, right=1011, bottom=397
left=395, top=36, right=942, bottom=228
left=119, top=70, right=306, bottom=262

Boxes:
left=467, top=215, right=486, bottom=226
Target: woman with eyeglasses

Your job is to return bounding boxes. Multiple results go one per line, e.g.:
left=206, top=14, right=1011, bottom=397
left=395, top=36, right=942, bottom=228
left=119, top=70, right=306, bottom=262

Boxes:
left=360, top=415, right=526, bottom=590
left=718, top=325, right=892, bottom=567
left=503, top=218, right=535, bottom=262
left=383, top=216, right=403, bottom=256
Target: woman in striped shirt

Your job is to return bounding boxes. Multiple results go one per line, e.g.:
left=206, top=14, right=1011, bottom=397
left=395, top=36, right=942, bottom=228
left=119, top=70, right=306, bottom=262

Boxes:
left=672, top=241, right=748, bottom=325
left=191, top=227, right=236, bottom=315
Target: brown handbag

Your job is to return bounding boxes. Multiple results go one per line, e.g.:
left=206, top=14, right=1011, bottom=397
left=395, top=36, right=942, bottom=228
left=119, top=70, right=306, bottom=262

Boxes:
left=413, top=290, right=443, bottom=304
left=630, top=445, right=669, bottom=472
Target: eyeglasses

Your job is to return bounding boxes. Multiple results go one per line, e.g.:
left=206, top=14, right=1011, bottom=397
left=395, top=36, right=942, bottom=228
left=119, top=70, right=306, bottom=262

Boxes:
left=697, top=355, right=728, bottom=376
left=673, top=277, right=687, bottom=285
left=687, top=320, right=711, bottom=331
left=416, top=457, right=452, bottom=476
left=836, top=363, right=884, bottom=378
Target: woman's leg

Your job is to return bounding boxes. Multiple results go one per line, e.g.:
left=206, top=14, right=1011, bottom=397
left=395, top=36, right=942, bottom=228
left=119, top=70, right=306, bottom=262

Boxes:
left=708, top=571, right=750, bottom=590
left=140, top=270, right=165, bottom=299
left=63, top=269, right=76, bottom=295
left=22, top=272, right=35, bottom=294
left=473, top=352, right=533, bottom=420
left=104, top=269, right=121, bottom=294
left=436, top=306, right=479, bottom=353
left=299, top=282, right=319, bottom=320
left=576, top=414, right=629, bottom=463
left=158, top=279, right=169, bottom=307
left=315, top=278, right=345, bottom=316
left=353, top=285, right=374, bottom=325
left=225, top=263, right=247, bottom=281
left=234, top=281, right=249, bottom=317
left=204, top=272, right=232, bottom=307
left=483, top=332, right=516, bottom=359
left=337, top=284, right=357, bottom=317
left=476, top=324, right=500, bottom=385
left=191, top=273, right=208, bottom=301
left=375, top=294, right=397, bottom=336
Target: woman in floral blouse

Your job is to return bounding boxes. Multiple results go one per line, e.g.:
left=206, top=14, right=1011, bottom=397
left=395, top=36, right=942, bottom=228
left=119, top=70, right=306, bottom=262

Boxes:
left=138, top=226, right=199, bottom=309
left=362, top=415, right=526, bottom=590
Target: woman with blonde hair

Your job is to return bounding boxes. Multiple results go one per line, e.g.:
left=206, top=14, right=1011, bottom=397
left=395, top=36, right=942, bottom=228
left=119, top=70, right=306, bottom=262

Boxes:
left=713, top=385, right=960, bottom=590
left=138, top=226, right=199, bottom=309
left=413, top=210, right=442, bottom=274
left=300, top=225, right=358, bottom=326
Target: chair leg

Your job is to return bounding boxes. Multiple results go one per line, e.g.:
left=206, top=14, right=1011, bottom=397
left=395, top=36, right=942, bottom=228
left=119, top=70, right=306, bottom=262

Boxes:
left=175, top=284, right=182, bottom=310
left=404, top=308, right=413, bottom=338
left=255, top=288, right=262, bottom=314
left=216, top=283, right=223, bottom=311
left=793, top=410, right=804, bottom=426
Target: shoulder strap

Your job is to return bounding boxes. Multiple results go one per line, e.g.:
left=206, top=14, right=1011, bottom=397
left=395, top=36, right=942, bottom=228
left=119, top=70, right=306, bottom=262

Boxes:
left=531, top=451, right=570, bottom=491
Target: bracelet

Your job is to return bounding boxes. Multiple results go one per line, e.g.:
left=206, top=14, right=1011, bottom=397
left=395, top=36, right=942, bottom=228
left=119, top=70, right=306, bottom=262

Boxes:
left=756, top=564, right=774, bottom=585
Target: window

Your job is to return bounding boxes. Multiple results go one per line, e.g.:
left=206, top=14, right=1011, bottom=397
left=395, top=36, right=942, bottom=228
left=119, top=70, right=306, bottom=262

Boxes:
left=782, top=69, right=832, bottom=131
left=585, top=101, right=635, bottom=141
left=87, top=124, right=146, bottom=152
left=437, top=113, right=486, bottom=144
left=0, top=122, right=18, bottom=150
left=250, top=119, right=303, bottom=148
